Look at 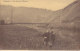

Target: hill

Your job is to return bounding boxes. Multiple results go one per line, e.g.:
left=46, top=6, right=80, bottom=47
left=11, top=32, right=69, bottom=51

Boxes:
left=48, top=0, right=80, bottom=49
left=0, top=5, right=54, bottom=23
left=49, top=0, right=80, bottom=26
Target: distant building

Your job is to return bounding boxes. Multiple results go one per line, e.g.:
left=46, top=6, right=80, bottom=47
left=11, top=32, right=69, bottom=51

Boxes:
left=5, top=17, right=11, bottom=24
left=0, top=17, right=11, bottom=25
left=0, top=20, right=5, bottom=25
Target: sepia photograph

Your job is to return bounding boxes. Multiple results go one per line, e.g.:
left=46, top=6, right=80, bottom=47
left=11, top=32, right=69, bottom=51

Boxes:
left=0, top=0, right=80, bottom=50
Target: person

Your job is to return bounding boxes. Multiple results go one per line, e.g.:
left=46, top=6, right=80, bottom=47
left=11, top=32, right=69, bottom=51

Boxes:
left=42, top=31, right=50, bottom=46
left=48, top=31, right=55, bottom=47
left=42, top=31, right=55, bottom=47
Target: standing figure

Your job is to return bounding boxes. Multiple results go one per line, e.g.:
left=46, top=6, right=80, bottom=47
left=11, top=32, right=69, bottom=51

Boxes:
left=42, top=31, right=55, bottom=47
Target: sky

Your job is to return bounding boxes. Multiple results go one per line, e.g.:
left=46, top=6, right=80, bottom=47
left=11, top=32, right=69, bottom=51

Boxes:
left=0, top=0, right=76, bottom=11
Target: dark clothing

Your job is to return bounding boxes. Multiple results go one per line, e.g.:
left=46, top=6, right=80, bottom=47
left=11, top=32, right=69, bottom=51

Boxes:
left=42, top=32, right=55, bottom=46
left=42, top=32, right=50, bottom=42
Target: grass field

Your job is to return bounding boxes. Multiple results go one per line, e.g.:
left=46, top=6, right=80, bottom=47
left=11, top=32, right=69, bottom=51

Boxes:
left=0, top=24, right=80, bottom=50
